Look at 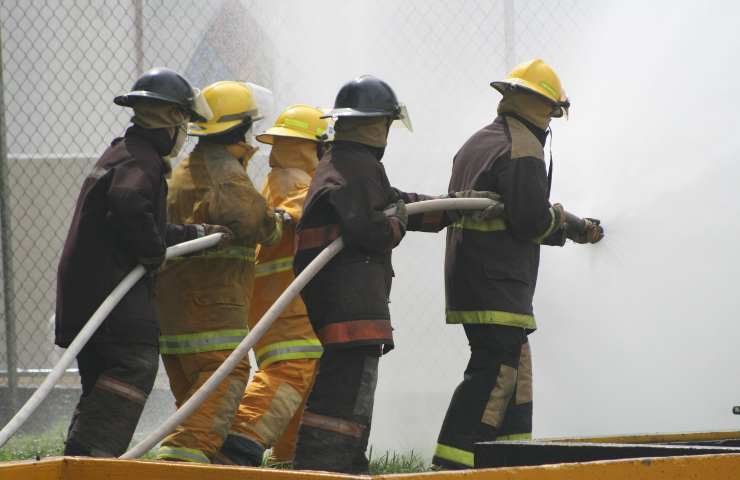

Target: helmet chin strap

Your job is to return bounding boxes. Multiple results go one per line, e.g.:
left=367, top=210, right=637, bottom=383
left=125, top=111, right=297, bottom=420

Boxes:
left=546, top=126, right=554, bottom=197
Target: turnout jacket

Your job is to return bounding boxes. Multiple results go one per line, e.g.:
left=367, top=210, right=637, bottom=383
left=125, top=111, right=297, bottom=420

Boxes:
left=294, top=141, right=432, bottom=353
left=248, top=146, right=323, bottom=368
left=445, top=114, right=566, bottom=330
left=155, top=142, right=280, bottom=355
left=55, top=126, right=200, bottom=347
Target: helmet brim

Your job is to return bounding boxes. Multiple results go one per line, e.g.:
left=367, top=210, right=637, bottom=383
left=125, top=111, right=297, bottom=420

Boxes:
left=490, top=81, right=569, bottom=118
left=320, top=107, right=395, bottom=119
left=115, top=90, right=211, bottom=122
left=114, top=91, right=184, bottom=108
left=256, top=126, right=321, bottom=145
left=188, top=118, right=250, bottom=137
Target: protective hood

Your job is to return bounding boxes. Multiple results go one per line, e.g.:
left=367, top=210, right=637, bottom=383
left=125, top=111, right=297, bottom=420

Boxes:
left=333, top=117, right=390, bottom=148
left=225, top=141, right=259, bottom=168
left=131, top=100, right=190, bottom=129
left=268, top=137, right=319, bottom=173
left=497, top=90, right=555, bottom=131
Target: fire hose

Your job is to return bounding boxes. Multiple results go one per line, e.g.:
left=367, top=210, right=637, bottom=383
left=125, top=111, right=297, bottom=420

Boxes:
left=0, top=234, right=224, bottom=448
left=122, top=197, right=496, bottom=458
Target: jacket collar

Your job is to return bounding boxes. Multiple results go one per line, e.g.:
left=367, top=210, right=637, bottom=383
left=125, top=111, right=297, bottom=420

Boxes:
left=332, top=140, right=386, bottom=162
left=500, top=113, right=549, bottom=146
left=124, top=124, right=174, bottom=157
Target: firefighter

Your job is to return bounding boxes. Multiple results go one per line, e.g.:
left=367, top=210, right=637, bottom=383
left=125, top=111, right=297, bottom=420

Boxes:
left=154, top=80, right=284, bottom=464
left=290, top=75, right=496, bottom=473
left=217, top=104, right=329, bottom=466
left=432, top=59, right=604, bottom=470
left=55, top=68, right=228, bottom=457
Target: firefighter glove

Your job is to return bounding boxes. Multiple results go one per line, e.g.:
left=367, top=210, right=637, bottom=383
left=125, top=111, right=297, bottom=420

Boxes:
left=454, top=190, right=504, bottom=221
left=202, top=223, right=234, bottom=247
left=386, top=199, right=408, bottom=245
left=567, top=217, right=604, bottom=244
left=274, top=208, right=293, bottom=225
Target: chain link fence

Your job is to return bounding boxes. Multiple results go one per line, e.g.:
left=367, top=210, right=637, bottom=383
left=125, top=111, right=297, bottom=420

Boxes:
left=0, top=0, right=594, bottom=455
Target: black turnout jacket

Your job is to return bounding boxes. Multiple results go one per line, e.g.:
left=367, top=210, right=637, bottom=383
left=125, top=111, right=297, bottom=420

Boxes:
left=294, top=140, right=433, bottom=353
left=55, top=126, right=199, bottom=347
left=444, top=114, right=566, bottom=330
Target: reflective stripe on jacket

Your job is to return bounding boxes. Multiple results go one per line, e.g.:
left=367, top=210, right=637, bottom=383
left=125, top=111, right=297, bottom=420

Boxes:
left=445, top=115, right=566, bottom=330
left=156, top=142, right=280, bottom=339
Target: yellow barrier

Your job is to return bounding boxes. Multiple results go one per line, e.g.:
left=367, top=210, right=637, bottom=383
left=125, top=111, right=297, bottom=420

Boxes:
left=3, top=455, right=740, bottom=480
left=548, top=430, right=740, bottom=445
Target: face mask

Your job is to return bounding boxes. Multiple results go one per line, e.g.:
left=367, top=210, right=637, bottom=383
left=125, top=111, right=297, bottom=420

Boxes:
left=164, top=124, right=188, bottom=161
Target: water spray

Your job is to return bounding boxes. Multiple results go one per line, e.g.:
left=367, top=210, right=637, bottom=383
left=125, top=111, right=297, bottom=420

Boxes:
left=0, top=233, right=224, bottom=448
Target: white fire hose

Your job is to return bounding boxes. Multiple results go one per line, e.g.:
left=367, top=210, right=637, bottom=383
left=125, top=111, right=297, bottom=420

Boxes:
left=0, top=233, right=224, bottom=448
left=122, top=197, right=494, bottom=458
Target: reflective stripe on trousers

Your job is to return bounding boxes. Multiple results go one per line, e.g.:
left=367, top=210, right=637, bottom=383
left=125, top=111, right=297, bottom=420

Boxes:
left=157, top=445, right=211, bottom=463
left=434, top=443, right=474, bottom=468
left=255, top=339, right=323, bottom=368
left=255, top=256, right=294, bottom=278
left=495, top=433, right=532, bottom=441
left=445, top=309, right=536, bottom=330
left=159, top=329, right=248, bottom=355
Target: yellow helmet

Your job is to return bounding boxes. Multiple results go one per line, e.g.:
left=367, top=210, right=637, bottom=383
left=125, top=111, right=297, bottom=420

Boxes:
left=491, top=59, right=570, bottom=117
left=256, top=104, right=328, bottom=145
left=188, top=81, right=262, bottom=136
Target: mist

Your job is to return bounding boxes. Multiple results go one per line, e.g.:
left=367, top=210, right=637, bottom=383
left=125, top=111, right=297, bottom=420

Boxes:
left=355, top=0, right=740, bottom=455
left=3, top=0, right=738, bottom=462
left=179, top=0, right=740, bottom=458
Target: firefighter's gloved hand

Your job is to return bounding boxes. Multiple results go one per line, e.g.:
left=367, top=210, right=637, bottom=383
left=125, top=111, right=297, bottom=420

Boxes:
left=386, top=199, right=408, bottom=246
left=274, top=209, right=293, bottom=225
left=453, top=190, right=504, bottom=221
left=202, top=223, right=234, bottom=247
left=567, top=217, right=604, bottom=244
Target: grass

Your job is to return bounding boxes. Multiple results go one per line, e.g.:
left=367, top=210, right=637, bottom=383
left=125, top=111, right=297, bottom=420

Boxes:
left=368, top=448, right=431, bottom=474
left=265, top=447, right=430, bottom=474
left=0, top=425, right=158, bottom=462
left=0, top=429, right=430, bottom=474
left=0, top=425, right=65, bottom=462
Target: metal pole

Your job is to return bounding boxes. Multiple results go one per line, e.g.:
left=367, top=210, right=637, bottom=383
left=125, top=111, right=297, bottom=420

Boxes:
left=133, top=0, right=144, bottom=76
left=503, top=0, right=516, bottom=70
left=0, top=21, right=19, bottom=414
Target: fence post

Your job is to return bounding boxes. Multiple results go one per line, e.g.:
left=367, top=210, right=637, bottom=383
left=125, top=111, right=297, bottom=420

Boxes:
left=0, top=22, right=19, bottom=414
left=503, top=0, right=515, bottom=70
left=133, top=0, right=144, bottom=76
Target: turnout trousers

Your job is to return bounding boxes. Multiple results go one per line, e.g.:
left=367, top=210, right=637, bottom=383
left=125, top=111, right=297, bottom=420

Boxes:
left=157, top=350, right=251, bottom=463
left=64, top=341, right=158, bottom=457
left=433, top=324, right=533, bottom=469
left=293, top=346, right=381, bottom=474
left=219, top=357, right=318, bottom=466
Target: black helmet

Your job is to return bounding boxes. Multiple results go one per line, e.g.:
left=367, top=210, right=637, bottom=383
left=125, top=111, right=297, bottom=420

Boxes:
left=114, top=67, right=209, bottom=121
left=322, top=75, right=412, bottom=130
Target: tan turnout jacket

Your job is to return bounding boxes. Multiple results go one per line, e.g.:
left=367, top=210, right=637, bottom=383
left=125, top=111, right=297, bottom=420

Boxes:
left=156, top=142, right=281, bottom=355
